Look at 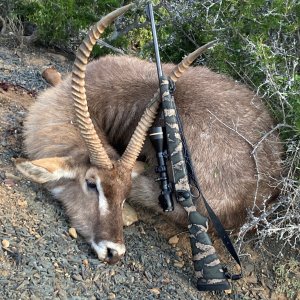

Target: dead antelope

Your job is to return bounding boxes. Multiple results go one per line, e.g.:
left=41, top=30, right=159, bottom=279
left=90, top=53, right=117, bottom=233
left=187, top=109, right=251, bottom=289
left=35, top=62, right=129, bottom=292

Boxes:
left=16, top=4, right=282, bottom=264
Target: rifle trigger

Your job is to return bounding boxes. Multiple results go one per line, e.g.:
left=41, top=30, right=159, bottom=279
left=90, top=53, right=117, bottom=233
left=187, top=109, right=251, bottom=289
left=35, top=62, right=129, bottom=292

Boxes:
left=177, top=190, right=190, bottom=200
left=168, top=78, right=176, bottom=95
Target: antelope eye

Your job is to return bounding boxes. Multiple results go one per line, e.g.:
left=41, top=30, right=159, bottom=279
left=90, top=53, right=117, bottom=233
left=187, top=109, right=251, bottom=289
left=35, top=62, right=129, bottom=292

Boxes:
left=86, top=179, right=97, bottom=191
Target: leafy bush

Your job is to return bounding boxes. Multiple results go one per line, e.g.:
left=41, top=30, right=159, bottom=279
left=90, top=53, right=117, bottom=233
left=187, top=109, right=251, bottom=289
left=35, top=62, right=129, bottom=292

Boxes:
left=11, top=0, right=124, bottom=47
left=153, top=1, right=300, bottom=133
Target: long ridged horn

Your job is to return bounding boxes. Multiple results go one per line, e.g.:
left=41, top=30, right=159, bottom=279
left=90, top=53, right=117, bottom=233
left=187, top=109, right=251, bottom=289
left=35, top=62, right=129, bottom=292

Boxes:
left=170, top=40, right=216, bottom=83
left=120, top=41, right=216, bottom=169
left=71, top=4, right=133, bottom=169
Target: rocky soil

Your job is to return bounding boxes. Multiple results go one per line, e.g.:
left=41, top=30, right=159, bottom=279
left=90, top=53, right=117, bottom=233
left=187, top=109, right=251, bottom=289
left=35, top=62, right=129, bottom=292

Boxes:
left=0, top=37, right=299, bottom=300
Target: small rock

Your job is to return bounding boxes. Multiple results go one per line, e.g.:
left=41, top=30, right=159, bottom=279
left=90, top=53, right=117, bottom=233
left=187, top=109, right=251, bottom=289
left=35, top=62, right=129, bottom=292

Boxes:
left=122, top=203, right=138, bottom=226
left=167, top=285, right=176, bottom=292
left=139, top=226, right=146, bottom=235
left=72, top=274, right=83, bottom=281
left=42, top=67, right=61, bottom=86
left=2, top=239, right=9, bottom=248
left=82, top=259, right=89, bottom=266
left=176, top=251, right=183, bottom=257
left=17, top=199, right=28, bottom=208
left=108, top=292, right=116, bottom=300
left=162, top=276, right=170, bottom=284
left=68, top=227, right=77, bottom=239
left=144, top=270, right=152, bottom=282
left=173, top=261, right=184, bottom=268
left=15, top=50, right=22, bottom=58
left=149, top=288, right=160, bottom=295
left=168, top=235, right=179, bottom=245
left=3, top=64, right=14, bottom=71
left=114, top=274, right=126, bottom=284
left=33, top=273, right=40, bottom=279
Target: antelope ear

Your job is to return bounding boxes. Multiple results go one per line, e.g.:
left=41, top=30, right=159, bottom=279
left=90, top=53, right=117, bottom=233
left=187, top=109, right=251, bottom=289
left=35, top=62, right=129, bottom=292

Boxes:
left=15, top=157, right=77, bottom=184
left=131, top=161, right=146, bottom=178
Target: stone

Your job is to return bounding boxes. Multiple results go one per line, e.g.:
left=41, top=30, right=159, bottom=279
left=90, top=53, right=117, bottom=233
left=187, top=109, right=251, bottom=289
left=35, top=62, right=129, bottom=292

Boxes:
left=149, top=288, right=160, bottom=295
left=108, top=293, right=116, bottom=299
left=173, top=261, right=184, bottom=268
left=2, top=239, right=9, bottom=248
left=17, top=199, right=28, bottom=208
left=68, top=228, right=77, bottom=239
left=72, top=274, right=83, bottom=281
left=82, top=259, right=89, bottom=266
left=176, top=251, right=183, bottom=257
left=122, top=203, right=138, bottom=226
left=168, top=235, right=179, bottom=245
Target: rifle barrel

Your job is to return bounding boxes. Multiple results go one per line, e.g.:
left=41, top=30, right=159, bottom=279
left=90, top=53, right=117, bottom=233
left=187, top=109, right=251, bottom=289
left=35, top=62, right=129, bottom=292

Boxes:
left=147, top=2, right=163, bottom=79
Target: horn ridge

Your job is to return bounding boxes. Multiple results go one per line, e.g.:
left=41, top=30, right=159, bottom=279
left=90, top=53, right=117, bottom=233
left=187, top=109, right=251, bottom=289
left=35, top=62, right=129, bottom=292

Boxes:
left=120, top=100, right=160, bottom=169
left=71, top=4, right=133, bottom=169
left=170, top=40, right=217, bottom=83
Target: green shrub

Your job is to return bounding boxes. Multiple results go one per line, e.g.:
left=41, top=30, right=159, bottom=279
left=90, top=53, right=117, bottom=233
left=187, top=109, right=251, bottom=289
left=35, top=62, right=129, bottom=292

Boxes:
left=150, top=1, right=300, bottom=134
left=12, top=0, right=124, bottom=46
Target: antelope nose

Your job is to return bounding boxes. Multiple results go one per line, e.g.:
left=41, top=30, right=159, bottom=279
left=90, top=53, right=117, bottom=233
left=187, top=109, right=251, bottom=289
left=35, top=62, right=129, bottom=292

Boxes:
left=91, top=240, right=126, bottom=264
left=106, top=248, right=122, bottom=264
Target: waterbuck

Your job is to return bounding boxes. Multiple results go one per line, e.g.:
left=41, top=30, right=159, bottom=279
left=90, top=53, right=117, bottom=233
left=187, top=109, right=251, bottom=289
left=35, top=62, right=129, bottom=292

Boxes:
left=16, top=4, right=282, bottom=264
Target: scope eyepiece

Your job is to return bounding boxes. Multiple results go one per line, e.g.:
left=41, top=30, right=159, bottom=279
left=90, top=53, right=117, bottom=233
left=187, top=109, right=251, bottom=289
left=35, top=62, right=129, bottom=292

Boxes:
left=149, top=126, right=164, bottom=153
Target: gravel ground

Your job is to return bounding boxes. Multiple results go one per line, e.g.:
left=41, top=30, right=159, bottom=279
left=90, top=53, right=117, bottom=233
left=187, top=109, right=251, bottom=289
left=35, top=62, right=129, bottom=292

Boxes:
left=0, top=37, right=299, bottom=300
left=0, top=40, right=72, bottom=92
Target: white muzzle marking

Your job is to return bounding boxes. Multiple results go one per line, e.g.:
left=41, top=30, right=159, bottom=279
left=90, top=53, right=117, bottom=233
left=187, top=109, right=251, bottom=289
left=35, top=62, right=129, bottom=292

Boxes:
left=91, top=240, right=126, bottom=260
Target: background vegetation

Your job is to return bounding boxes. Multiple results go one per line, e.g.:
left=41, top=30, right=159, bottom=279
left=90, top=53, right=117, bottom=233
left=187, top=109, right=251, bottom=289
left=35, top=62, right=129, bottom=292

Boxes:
left=1, top=0, right=299, bottom=251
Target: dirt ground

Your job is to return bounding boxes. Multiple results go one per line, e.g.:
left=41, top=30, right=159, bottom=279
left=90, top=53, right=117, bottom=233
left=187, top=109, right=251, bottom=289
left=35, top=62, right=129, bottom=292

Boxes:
left=0, top=40, right=299, bottom=300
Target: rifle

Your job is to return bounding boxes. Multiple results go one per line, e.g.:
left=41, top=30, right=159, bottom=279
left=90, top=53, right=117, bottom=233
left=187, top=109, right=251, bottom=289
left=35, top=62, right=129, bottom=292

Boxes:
left=146, top=2, right=233, bottom=291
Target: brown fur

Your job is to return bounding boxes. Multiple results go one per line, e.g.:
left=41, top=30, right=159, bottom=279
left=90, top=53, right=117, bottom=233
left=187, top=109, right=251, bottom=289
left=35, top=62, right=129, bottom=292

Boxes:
left=18, top=55, right=282, bottom=257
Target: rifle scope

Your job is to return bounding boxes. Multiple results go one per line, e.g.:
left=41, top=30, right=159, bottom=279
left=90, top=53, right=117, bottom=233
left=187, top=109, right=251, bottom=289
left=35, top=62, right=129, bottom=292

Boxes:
left=149, top=126, right=174, bottom=212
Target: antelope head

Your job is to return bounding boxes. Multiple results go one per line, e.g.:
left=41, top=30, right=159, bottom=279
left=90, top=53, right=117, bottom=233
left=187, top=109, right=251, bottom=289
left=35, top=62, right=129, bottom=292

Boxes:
left=16, top=4, right=215, bottom=264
